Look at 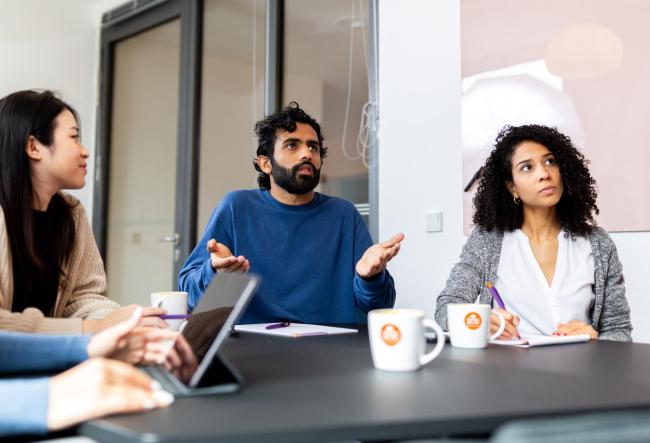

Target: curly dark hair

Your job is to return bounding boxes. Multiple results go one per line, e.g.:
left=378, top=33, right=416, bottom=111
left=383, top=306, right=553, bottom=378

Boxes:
left=473, top=124, right=599, bottom=236
left=253, top=101, right=327, bottom=190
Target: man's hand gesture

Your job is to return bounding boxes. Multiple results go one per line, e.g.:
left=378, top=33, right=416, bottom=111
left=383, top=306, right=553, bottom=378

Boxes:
left=207, top=239, right=250, bottom=273
left=355, top=233, right=404, bottom=279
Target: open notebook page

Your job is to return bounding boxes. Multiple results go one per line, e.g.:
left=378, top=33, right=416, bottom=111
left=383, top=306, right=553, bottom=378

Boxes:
left=235, top=323, right=357, bottom=338
left=490, top=333, right=591, bottom=348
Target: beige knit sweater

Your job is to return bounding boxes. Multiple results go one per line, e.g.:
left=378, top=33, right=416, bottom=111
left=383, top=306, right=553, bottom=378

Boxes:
left=0, top=193, right=119, bottom=333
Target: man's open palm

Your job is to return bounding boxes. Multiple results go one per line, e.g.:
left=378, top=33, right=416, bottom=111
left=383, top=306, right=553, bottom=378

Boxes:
left=356, top=233, right=404, bottom=278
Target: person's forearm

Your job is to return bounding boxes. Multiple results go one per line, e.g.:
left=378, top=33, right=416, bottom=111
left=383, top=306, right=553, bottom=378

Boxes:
left=0, top=378, right=49, bottom=436
left=599, top=327, right=632, bottom=342
left=179, top=258, right=214, bottom=311
left=435, top=261, right=485, bottom=328
left=0, top=332, right=89, bottom=373
left=354, top=270, right=395, bottom=313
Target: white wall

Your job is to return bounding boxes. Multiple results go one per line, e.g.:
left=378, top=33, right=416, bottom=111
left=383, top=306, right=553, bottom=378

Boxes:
left=378, top=0, right=464, bottom=321
left=378, top=0, right=650, bottom=343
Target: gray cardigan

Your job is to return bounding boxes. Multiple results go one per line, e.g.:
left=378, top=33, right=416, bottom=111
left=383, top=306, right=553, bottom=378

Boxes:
left=435, top=226, right=632, bottom=342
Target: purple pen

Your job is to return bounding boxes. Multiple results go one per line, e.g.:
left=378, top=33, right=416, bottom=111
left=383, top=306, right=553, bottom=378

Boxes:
left=266, top=321, right=291, bottom=330
left=486, top=282, right=506, bottom=309
left=158, top=314, right=191, bottom=320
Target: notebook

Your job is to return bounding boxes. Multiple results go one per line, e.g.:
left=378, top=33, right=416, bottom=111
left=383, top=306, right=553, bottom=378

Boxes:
left=142, top=272, right=260, bottom=397
left=490, top=333, right=591, bottom=348
left=235, top=323, right=357, bottom=337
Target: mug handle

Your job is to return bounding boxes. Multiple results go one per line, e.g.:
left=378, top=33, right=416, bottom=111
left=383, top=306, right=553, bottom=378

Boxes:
left=420, top=318, right=446, bottom=366
left=489, top=310, right=506, bottom=340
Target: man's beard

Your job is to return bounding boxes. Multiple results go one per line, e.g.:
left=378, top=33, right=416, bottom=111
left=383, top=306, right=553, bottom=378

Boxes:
left=271, top=159, right=321, bottom=195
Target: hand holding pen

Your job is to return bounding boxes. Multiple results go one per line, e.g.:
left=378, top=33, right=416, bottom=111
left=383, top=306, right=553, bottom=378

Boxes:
left=486, top=282, right=520, bottom=340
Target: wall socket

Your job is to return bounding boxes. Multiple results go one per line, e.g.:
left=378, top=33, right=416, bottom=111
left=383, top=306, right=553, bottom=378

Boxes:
left=425, top=211, right=443, bottom=232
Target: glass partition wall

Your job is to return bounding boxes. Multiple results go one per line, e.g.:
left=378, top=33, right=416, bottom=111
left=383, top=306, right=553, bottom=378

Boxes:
left=284, top=0, right=372, bottom=215
left=197, top=0, right=266, bottom=232
left=105, top=19, right=182, bottom=304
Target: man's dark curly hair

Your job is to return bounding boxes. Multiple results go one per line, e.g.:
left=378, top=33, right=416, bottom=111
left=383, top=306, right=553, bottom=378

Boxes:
left=473, top=124, right=599, bottom=236
left=253, top=101, right=327, bottom=190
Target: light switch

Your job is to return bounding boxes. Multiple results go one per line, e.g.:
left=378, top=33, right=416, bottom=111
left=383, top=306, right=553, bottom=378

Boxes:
left=426, top=211, right=443, bottom=233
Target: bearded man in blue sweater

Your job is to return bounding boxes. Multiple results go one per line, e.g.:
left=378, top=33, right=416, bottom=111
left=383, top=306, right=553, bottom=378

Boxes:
left=179, top=102, right=403, bottom=324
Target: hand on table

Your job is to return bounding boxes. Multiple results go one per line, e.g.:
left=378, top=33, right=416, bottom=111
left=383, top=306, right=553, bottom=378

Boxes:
left=207, top=239, right=249, bottom=273
left=490, top=308, right=520, bottom=340
left=86, top=307, right=198, bottom=376
left=355, top=233, right=404, bottom=279
left=47, top=358, right=173, bottom=431
left=554, top=320, right=597, bottom=339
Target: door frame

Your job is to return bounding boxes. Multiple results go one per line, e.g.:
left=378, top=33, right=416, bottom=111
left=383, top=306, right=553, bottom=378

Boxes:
left=93, top=0, right=202, bottom=288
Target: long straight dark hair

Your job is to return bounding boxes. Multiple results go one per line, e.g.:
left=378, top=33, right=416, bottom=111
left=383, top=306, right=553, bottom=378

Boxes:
left=0, top=90, right=78, bottom=283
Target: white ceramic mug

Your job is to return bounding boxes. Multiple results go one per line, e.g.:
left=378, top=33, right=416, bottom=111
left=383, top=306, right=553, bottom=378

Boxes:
left=447, top=304, right=506, bottom=349
left=368, top=309, right=445, bottom=372
left=150, top=291, right=188, bottom=331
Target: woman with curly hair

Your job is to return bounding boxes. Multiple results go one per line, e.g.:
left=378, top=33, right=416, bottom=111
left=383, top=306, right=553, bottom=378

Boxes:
left=435, top=124, right=632, bottom=341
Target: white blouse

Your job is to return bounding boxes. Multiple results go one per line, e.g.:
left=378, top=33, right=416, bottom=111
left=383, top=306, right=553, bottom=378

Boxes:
left=494, top=229, right=595, bottom=336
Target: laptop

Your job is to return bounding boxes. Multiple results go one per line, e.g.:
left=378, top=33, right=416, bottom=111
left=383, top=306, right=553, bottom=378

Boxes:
left=141, top=272, right=260, bottom=397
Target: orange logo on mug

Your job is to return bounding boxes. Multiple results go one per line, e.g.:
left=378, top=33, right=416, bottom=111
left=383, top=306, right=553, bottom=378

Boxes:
left=381, top=324, right=401, bottom=346
left=464, top=312, right=482, bottom=330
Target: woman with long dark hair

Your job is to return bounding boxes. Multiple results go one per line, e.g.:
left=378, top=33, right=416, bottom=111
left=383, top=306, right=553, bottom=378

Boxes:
left=0, top=90, right=165, bottom=333
left=435, top=124, right=631, bottom=341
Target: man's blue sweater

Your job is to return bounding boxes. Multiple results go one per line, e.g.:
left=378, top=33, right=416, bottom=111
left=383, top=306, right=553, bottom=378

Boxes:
left=179, top=189, right=396, bottom=324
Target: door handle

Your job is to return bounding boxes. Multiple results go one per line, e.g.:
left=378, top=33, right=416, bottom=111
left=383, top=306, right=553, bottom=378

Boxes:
left=159, top=233, right=180, bottom=245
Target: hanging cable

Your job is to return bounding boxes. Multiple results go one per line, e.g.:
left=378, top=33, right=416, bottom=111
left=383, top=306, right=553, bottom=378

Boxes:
left=341, top=0, right=376, bottom=169
left=251, top=0, right=258, bottom=155
left=341, top=0, right=362, bottom=161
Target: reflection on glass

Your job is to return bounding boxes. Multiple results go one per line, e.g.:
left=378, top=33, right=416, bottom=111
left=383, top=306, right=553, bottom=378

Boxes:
left=198, top=0, right=266, bottom=232
left=461, top=0, right=650, bottom=232
left=284, top=0, right=370, bottom=206
left=183, top=307, right=233, bottom=360
left=106, top=20, right=180, bottom=304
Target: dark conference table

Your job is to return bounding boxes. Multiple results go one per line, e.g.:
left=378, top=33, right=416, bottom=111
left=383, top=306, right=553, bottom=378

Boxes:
left=81, top=329, right=650, bottom=443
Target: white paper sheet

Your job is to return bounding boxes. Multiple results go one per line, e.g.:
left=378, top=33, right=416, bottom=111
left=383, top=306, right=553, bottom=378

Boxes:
left=490, top=333, right=591, bottom=348
left=234, top=323, right=358, bottom=338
